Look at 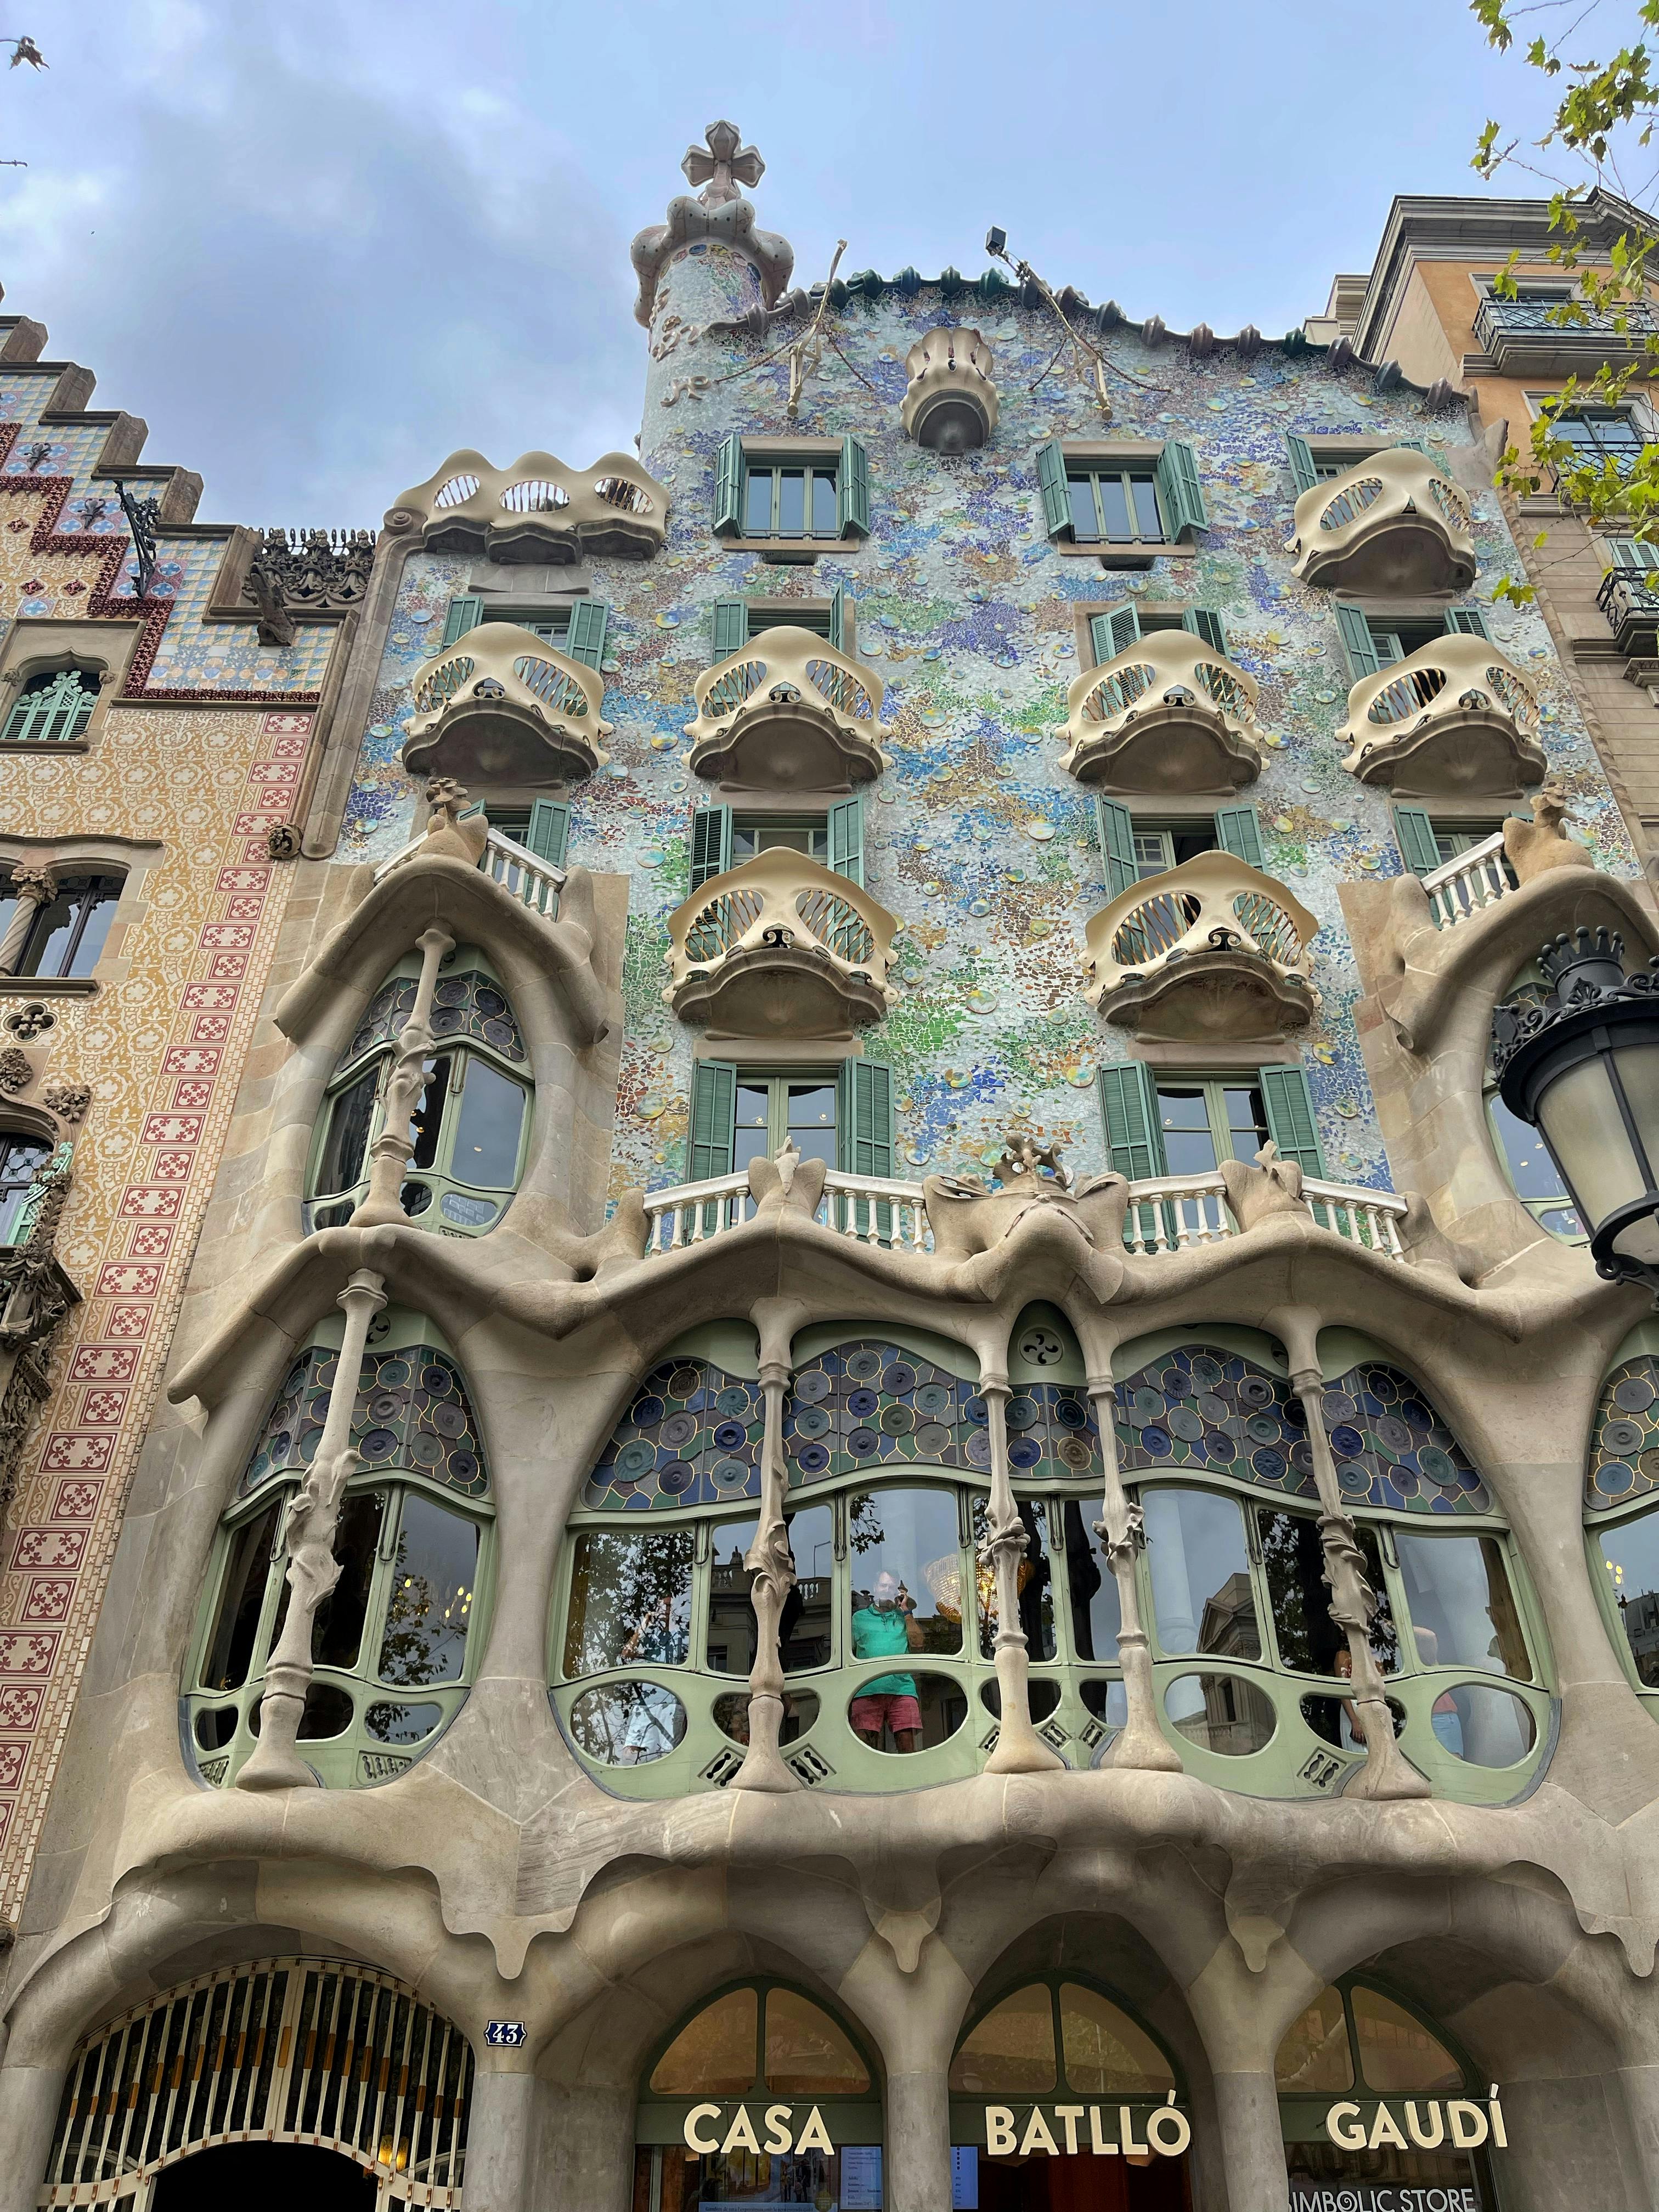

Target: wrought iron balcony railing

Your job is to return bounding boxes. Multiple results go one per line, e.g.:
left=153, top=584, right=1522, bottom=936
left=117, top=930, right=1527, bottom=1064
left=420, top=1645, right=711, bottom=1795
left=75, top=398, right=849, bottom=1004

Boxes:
left=1598, top=567, right=1659, bottom=657
left=1472, top=292, right=1659, bottom=375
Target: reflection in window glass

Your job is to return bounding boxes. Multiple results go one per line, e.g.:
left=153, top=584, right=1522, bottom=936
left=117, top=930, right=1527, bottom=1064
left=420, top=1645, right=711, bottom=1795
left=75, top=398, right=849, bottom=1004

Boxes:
left=314, top=1067, right=378, bottom=1203
left=568, top=1679, right=686, bottom=1765
left=1144, top=1488, right=1261, bottom=1659
left=0, top=1136, right=50, bottom=1246
left=450, top=1058, right=526, bottom=1186
left=1350, top=1987, right=1460, bottom=2094
left=782, top=1504, right=834, bottom=1672
left=1433, top=1681, right=1536, bottom=1767
left=974, top=1497, right=1055, bottom=1661
left=652, top=1987, right=759, bottom=2095
left=1275, top=1987, right=1353, bottom=2093
left=1165, top=1671, right=1277, bottom=1755
left=201, top=1500, right=283, bottom=1692
left=1259, top=1509, right=1397, bottom=1676
left=1394, top=1533, right=1529, bottom=1679
left=848, top=1488, right=962, bottom=1660
left=562, top=1529, right=692, bottom=1677
left=764, top=1989, right=870, bottom=2094
left=1058, top=1984, right=1174, bottom=2096
left=312, top=1491, right=385, bottom=1672
left=1596, top=1509, right=1659, bottom=1686
left=377, top=1493, right=478, bottom=1686
left=1065, top=1500, right=1120, bottom=1662
left=20, top=875, right=122, bottom=979
left=949, top=1984, right=1056, bottom=2095
left=1488, top=1089, right=1583, bottom=1238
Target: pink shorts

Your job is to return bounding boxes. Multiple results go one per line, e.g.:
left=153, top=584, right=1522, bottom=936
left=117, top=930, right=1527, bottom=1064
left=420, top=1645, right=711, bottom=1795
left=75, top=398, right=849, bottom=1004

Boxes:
left=850, top=1693, right=922, bottom=1737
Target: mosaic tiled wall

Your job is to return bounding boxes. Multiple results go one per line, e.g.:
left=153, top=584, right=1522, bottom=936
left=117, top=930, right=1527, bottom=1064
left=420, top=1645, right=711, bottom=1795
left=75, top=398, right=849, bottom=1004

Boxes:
left=331, top=235, right=1639, bottom=1211
left=0, top=355, right=343, bottom=1917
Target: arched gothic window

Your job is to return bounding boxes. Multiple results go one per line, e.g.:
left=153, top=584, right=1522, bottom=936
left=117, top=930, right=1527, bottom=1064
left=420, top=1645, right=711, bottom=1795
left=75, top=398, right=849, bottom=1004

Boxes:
left=188, top=1307, right=492, bottom=1788
left=305, top=947, right=531, bottom=1237
left=1, top=664, right=98, bottom=745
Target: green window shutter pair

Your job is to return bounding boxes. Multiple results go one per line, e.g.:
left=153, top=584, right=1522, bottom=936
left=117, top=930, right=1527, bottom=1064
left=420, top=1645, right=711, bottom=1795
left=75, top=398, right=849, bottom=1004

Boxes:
left=1094, top=796, right=1139, bottom=898
left=1285, top=435, right=1319, bottom=497
left=1090, top=605, right=1141, bottom=662
left=1096, top=1060, right=1325, bottom=1180
left=1155, top=439, right=1209, bottom=540
left=1392, top=805, right=1441, bottom=878
left=442, top=596, right=483, bottom=647
left=1259, top=1063, right=1326, bottom=1176
left=1335, top=604, right=1380, bottom=679
left=712, top=597, right=749, bottom=659
left=1182, top=606, right=1230, bottom=656
left=837, top=435, right=871, bottom=537
left=526, top=798, right=569, bottom=868
left=714, top=434, right=744, bottom=537
left=828, top=793, right=864, bottom=886
left=1214, top=803, right=1265, bottom=868
left=837, top=1057, right=894, bottom=1177
left=1035, top=438, right=1071, bottom=537
left=1445, top=606, right=1491, bottom=639
left=563, top=601, right=610, bottom=669
left=689, top=806, right=733, bottom=891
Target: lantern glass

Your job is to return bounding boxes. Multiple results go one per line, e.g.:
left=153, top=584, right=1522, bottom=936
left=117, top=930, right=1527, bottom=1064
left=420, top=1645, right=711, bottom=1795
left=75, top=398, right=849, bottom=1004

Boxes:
left=1534, top=1042, right=1659, bottom=1255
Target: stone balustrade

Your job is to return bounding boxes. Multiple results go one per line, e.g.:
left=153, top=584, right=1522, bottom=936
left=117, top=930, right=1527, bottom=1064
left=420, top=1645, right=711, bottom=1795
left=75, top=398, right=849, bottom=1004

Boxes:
left=665, top=848, right=898, bottom=1036
left=685, top=625, right=891, bottom=790
left=389, top=445, right=668, bottom=562
left=1084, top=849, right=1318, bottom=1040
left=1058, top=628, right=1263, bottom=793
left=1286, top=446, right=1476, bottom=593
left=402, top=621, right=612, bottom=785
left=1338, top=633, right=1547, bottom=798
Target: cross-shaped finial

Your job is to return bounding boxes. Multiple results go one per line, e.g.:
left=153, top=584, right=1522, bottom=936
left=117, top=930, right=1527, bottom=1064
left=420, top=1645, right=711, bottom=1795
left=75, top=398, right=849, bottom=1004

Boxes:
left=682, top=119, right=764, bottom=208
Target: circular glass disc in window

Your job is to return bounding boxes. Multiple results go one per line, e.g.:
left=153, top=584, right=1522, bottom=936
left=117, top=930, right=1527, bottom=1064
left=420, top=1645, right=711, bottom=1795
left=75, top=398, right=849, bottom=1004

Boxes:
left=1059, top=1437, right=1093, bottom=1470
left=660, top=1412, right=698, bottom=1450
left=845, top=1350, right=882, bottom=1383
left=795, top=1406, right=831, bottom=1438
left=617, top=1439, right=656, bottom=1479
left=881, top=1404, right=915, bottom=1435
left=1167, top=1407, right=1204, bottom=1443
left=1615, top=1374, right=1656, bottom=1412
left=668, top=1366, right=703, bottom=1399
left=715, top=1386, right=750, bottom=1417
left=883, top=1362, right=918, bottom=1395
left=916, top=1422, right=952, bottom=1456
left=1190, top=1356, right=1224, bottom=1387
left=794, top=1371, right=832, bottom=1404
left=915, top=1383, right=952, bottom=1417
left=1601, top=1419, right=1646, bottom=1457
left=710, top=1457, right=751, bottom=1494
left=568, top=1680, right=686, bottom=1764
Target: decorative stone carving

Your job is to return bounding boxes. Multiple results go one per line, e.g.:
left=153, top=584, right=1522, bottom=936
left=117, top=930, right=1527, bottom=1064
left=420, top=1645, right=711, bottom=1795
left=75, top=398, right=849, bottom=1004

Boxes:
left=1505, top=780, right=1596, bottom=883
left=922, top=1136, right=1129, bottom=1259
left=0, top=1150, right=78, bottom=1516
left=265, top=823, right=302, bottom=862
left=0, top=1047, right=31, bottom=1094
left=391, top=450, right=667, bottom=565
left=1085, top=850, right=1319, bottom=1041
left=419, top=775, right=490, bottom=866
left=243, top=526, right=376, bottom=644
left=40, top=1080, right=89, bottom=1125
left=1288, top=446, right=1476, bottom=594
left=900, top=328, right=998, bottom=453
left=1058, top=628, right=1263, bottom=794
left=746, top=1136, right=827, bottom=1223
left=3, top=1004, right=54, bottom=1043
left=630, top=121, right=795, bottom=326
left=685, top=626, right=891, bottom=791
left=665, top=849, right=898, bottom=1036
left=1340, top=634, right=1547, bottom=798
left=1216, top=1141, right=1310, bottom=1230
left=403, top=620, right=612, bottom=784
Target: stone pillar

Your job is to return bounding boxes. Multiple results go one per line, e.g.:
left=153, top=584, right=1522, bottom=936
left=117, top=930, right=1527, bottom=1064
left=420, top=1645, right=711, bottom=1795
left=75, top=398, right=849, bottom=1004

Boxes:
left=465, top=2068, right=539, bottom=2212
left=980, top=1374, right=1062, bottom=1774
left=1087, top=1372, right=1181, bottom=1772
left=0, top=865, right=55, bottom=975
left=351, top=922, right=454, bottom=1228
left=1208, top=2068, right=1289, bottom=2212
left=732, top=1307, right=800, bottom=1792
left=1613, top=2058, right=1659, bottom=2209
left=884, top=2062, right=953, bottom=2212
left=0, top=2059, right=67, bottom=2212
left=535, top=2080, right=634, bottom=2212
left=237, top=1266, right=386, bottom=1790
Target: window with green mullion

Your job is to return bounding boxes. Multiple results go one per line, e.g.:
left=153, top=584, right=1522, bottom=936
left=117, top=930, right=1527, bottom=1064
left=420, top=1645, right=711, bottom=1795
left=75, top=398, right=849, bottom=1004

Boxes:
left=1155, top=1080, right=1272, bottom=1177
left=1067, top=466, right=1165, bottom=545
left=733, top=1075, right=839, bottom=1173
left=1131, top=822, right=1220, bottom=879
left=744, top=463, right=841, bottom=540
left=731, top=816, right=830, bottom=865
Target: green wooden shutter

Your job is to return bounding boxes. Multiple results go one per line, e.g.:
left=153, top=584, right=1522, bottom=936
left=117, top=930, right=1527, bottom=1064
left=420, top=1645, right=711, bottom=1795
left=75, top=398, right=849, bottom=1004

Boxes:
left=1260, top=1062, right=1327, bottom=1177
left=563, top=600, right=609, bottom=669
left=1155, top=439, right=1209, bottom=540
left=526, top=798, right=569, bottom=868
left=1183, top=607, right=1230, bottom=656
left=1392, top=805, right=1441, bottom=878
left=828, top=793, right=864, bottom=887
left=1393, top=438, right=1430, bottom=456
left=1098, top=1062, right=1166, bottom=1181
left=714, top=433, right=744, bottom=537
left=1446, top=606, right=1491, bottom=639
left=828, top=585, right=846, bottom=654
left=1285, top=435, right=1319, bottom=496
left=838, top=1056, right=894, bottom=1177
left=837, top=435, right=871, bottom=537
left=1335, top=604, right=1380, bottom=678
left=689, top=805, right=732, bottom=892
left=1090, top=605, right=1141, bottom=664
left=1214, top=803, right=1265, bottom=869
left=441, top=595, right=483, bottom=647
left=689, top=1061, right=738, bottom=1183
left=712, top=597, right=748, bottom=659
left=1094, top=795, right=1138, bottom=898
left=1035, top=438, right=1070, bottom=536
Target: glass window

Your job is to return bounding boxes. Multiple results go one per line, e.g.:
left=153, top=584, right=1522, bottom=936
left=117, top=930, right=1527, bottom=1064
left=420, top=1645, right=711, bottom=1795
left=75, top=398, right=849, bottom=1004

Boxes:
left=18, top=873, right=122, bottom=978
left=1155, top=1081, right=1269, bottom=1177
left=709, top=1505, right=836, bottom=1677
left=568, top=1679, right=686, bottom=1765
left=449, top=1057, right=527, bottom=1188
left=1, top=665, right=98, bottom=744
left=732, top=1072, right=837, bottom=1175
left=973, top=1497, right=1055, bottom=1660
left=377, top=1493, right=479, bottom=1686
left=1275, top=1987, right=1353, bottom=2092
left=1259, top=1508, right=1397, bottom=1677
left=1350, top=1987, right=1460, bottom=2094
left=1058, top=1984, right=1175, bottom=2097
left=848, top=1487, right=963, bottom=1662
left=311, top=1491, right=385, bottom=1672
left=562, top=1528, right=693, bottom=1677
left=1554, top=407, right=1645, bottom=468
left=950, top=1984, right=1056, bottom=2095
left=652, top=1987, right=758, bottom=2095
left=0, top=1135, right=50, bottom=1245
left=1064, top=1499, right=1120, bottom=1663
left=1143, top=1487, right=1261, bottom=1659
left=1066, top=468, right=1166, bottom=544
left=1488, top=1088, right=1584, bottom=1239
left=1131, top=822, right=1220, bottom=878
left=731, top=817, right=830, bottom=863
left=742, top=464, right=841, bottom=539
left=764, top=1990, right=870, bottom=2094
left=313, top=1066, right=379, bottom=1207
left=1164, top=1669, right=1277, bottom=1754
left=1596, top=1508, right=1659, bottom=1686
left=200, top=1499, right=283, bottom=1693
left=1393, top=1532, right=1530, bottom=1680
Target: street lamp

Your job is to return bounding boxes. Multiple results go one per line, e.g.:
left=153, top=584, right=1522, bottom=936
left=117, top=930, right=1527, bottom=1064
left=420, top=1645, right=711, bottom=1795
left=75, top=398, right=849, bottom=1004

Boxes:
left=1492, top=927, right=1659, bottom=1291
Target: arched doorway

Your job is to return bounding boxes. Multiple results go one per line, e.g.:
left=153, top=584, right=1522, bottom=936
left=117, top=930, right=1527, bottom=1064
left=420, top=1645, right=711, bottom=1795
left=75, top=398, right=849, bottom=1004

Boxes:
left=1277, top=1976, right=1497, bottom=2209
left=635, top=1978, right=883, bottom=2212
left=948, top=1977, right=1192, bottom=2210
left=39, top=1956, right=472, bottom=2209
left=151, top=2142, right=376, bottom=2210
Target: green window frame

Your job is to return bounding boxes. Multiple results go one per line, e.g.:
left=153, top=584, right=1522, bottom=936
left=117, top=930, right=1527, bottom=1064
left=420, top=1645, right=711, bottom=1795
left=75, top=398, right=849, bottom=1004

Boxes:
left=1605, top=535, right=1659, bottom=571
left=686, top=1058, right=894, bottom=1183
left=690, top=798, right=862, bottom=890
left=1099, top=1061, right=1324, bottom=1183
left=714, top=435, right=871, bottom=541
left=1094, top=799, right=1265, bottom=893
left=304, top=949, right=533, bottom=1239
left=1, top=665, right=98, bottom=744
left=1336, top=603, right=1488, bottom=678
left=1087, top=605, right=1228, bottom=663
left=1276, top=1973, right=1476, bottom=2152
left=439, top=595, right=609, bottom=666
left=186, top=1311, right=494, bottom=1791
left=1038, top=439, right=1206, bottom=545
left=711, top=589, right=847, bottom=656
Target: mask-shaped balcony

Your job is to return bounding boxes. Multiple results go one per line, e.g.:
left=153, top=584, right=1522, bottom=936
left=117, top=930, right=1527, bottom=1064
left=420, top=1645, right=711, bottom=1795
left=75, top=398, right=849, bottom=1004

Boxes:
left=666, top=849, right=898, bottom=1036
left=1338, top=634, right=1547, bottom=798
left=1058, top=629, right=1264, bottom=794
left=685, top=627, right=893, bottom=792
left=402, top=621, right=612, bottom=785
left=1286, top=448, right=1476, bottom=594
left=900, top=326, right=998, bottom=453
left=1085, top=850, right=1319, bottom=1041
left=391, top=448, right=668, bottom=562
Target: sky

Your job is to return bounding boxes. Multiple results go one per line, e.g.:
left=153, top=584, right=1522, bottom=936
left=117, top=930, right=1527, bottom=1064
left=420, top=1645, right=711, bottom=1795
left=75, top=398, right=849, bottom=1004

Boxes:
left=0, top=0, right=1574, bottom=525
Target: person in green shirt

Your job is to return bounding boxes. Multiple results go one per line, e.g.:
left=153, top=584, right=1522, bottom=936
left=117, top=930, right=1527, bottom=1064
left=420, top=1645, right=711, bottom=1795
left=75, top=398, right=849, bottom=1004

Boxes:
left=850, top=1571, right=925, bottom=1752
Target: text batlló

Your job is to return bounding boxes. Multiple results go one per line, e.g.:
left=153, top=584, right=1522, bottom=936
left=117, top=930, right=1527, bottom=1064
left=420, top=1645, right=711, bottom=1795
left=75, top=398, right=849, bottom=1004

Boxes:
left=682, top=2104, right=836, bottom=2155
left=1323, top=2095, right=1508, bottom=2152
left=981, top=2101, right=1192, bottom=2158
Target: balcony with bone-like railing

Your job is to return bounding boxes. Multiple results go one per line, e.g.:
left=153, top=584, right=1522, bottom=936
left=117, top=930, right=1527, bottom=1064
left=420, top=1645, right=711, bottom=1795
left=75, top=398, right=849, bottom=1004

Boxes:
left=1057, top=629, right=1263, bottom=794
left=1337, top=634, right=1546, bottom=798
left=402, top=622, right=612, bottom=786
left=1286, top=448, right=1476, bottom=595
left=375, top=817, right=566, bottom=921
left=684, top=627, right=893, bottom=792
left=1083, top=849, right=1318, bottom=1041
left=665, top=849, right=898, bottom=1036
left=640, top=1163, right=1408, bottom=1260
left=390, top=447, right=667, bottom=562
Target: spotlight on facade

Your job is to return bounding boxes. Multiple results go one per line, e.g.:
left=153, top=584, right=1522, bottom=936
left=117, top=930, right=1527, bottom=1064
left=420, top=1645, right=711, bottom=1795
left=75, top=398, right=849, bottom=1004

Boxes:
left=985, top=225, right=1008, bottom=261
left=1492, top=927, right=1659, bottom=1293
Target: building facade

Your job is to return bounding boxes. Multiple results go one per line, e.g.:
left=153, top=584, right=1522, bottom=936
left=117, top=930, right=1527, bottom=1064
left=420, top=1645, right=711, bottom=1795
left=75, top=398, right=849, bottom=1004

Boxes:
left=2, top=127, right=1659, bottom=2212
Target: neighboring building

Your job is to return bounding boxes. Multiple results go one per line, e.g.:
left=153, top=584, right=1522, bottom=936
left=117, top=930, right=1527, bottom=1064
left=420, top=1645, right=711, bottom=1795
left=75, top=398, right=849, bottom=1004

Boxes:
left=7, top=126, right=1659, bottom=2212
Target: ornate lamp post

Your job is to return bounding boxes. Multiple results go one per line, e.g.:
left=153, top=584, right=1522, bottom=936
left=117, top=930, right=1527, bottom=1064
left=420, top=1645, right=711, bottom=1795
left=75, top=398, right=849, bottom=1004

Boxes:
left=1492, top=927, right=1659, bottom=1292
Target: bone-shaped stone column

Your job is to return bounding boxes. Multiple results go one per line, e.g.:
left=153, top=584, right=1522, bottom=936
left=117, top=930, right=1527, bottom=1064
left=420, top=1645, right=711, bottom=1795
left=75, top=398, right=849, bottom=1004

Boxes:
left=980, top=1374, right=1063, bottom=1774
left=350, top=923, right=455, bottom=1228
left=1087, top=1373, right=1182, bottom=1771
left=731, top=1299, right=806, bottom=1791
left=237, top=1267, right=387, bottom=1790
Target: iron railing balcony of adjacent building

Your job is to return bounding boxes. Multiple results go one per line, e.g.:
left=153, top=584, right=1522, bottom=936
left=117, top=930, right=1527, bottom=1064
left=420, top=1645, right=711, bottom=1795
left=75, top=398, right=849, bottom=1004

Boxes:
left=1598, top=566, right=1659, bottom=657
left=1338, top=634, right=1547, bottom=799
left=1471, top=291, right=1659, bottom=378
left=1286, top=447, right=1476, bottom=595
left=664, top=848, right=899, bottom=1036
left=1057, top=628, right=1263, bottom=793
left=684, top=625, right=893, bottom=791
left=401, top=621, right=613, bottom=786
